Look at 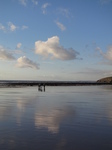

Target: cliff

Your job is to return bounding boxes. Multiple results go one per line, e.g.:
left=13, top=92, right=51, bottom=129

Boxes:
left=97, top=77, right=112, bottom=83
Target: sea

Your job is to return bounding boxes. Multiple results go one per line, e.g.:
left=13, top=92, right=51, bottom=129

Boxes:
left=0, top=85, right=112, bottom=150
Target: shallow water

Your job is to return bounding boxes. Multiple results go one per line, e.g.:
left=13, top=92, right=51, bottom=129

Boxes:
left=0, top=86, right=112, bottom=150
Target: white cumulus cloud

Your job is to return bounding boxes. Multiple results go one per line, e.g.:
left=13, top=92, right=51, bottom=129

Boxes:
left=55, top=21, right=66, bottom=31
left=35, top=36, right=79, bottom=60
left=0, top=46, right=15, bottom=61
left=16, top=56, right=39, bottom=69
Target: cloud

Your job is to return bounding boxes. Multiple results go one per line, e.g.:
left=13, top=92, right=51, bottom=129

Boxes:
left=16, top=56, right=39, bottom=69
left=42, top=3, right=50, bottom=9
left=41, top=3, right=51, bottom=14
left=0, top=46, right=15, bottom=61
left=19, top=0, right=27, bottom=6
left=76, top=68, right=111, bottom=75
left=0, top=22, right=28, bottom=32
left=55, top=21, right=66, bottom=31
left=16, top=43, right=22, bottom=49
left=104, top=46, right=112, bottom=61
left=14, top=50, right=24, bottom=55
left=96, top=46, right=112, bottom=64
left=8, top=22, right=18, bottom=31
left=22, top=25, right=28, bottom=30
left=57, top=8, right=71, bottom=18
left=95, top=46, right=104, bottom=56
left=32, top=0, right=38, bottom=5
left=18, top=0, right=38, bottom=6
left=100, top=0, right=112, bottom=4
left=73, top=68, right=112, bottom=81
left=35, top=36, right=79, bottom=60
left=0, top=23, right=6, bottom=32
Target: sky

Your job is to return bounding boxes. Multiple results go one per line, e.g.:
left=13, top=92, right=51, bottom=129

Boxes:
left=0, top=0, right=112, bottom=81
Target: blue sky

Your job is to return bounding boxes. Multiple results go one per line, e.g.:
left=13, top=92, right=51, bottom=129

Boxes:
left=0, top=0, right=112, bottom=81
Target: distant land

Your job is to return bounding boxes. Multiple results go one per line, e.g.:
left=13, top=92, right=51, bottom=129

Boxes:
left=97, top=76, right=112, bottom=83
left=0, top=77, right=112, bottom=87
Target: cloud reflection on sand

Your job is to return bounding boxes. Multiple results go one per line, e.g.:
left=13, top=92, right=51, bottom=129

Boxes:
left=0, top=90, right=75, bottom=133
left=107, top=102, right=112, bottom=123
left=1, top=86, right=112, bottom=149
left=0, top=91, right=38, bottom=125
left=16, top=96, right=38, bottom=125
left=0, top=106, right=12, bottom=120
left=35, top=106, right=75, bottom=133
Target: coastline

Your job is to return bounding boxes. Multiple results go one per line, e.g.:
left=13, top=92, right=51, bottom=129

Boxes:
left=0, top=80, right=112, bottom=87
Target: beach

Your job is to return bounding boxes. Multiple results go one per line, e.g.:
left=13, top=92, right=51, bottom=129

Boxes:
left=0, top=85, right=112, bottom=150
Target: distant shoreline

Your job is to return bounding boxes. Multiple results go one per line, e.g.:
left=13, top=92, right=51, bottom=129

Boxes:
left=0, top=81, right=112, bottom=87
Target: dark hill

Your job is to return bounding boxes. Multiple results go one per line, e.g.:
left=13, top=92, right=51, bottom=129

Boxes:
left=97, top=77, right=112, bottom=83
